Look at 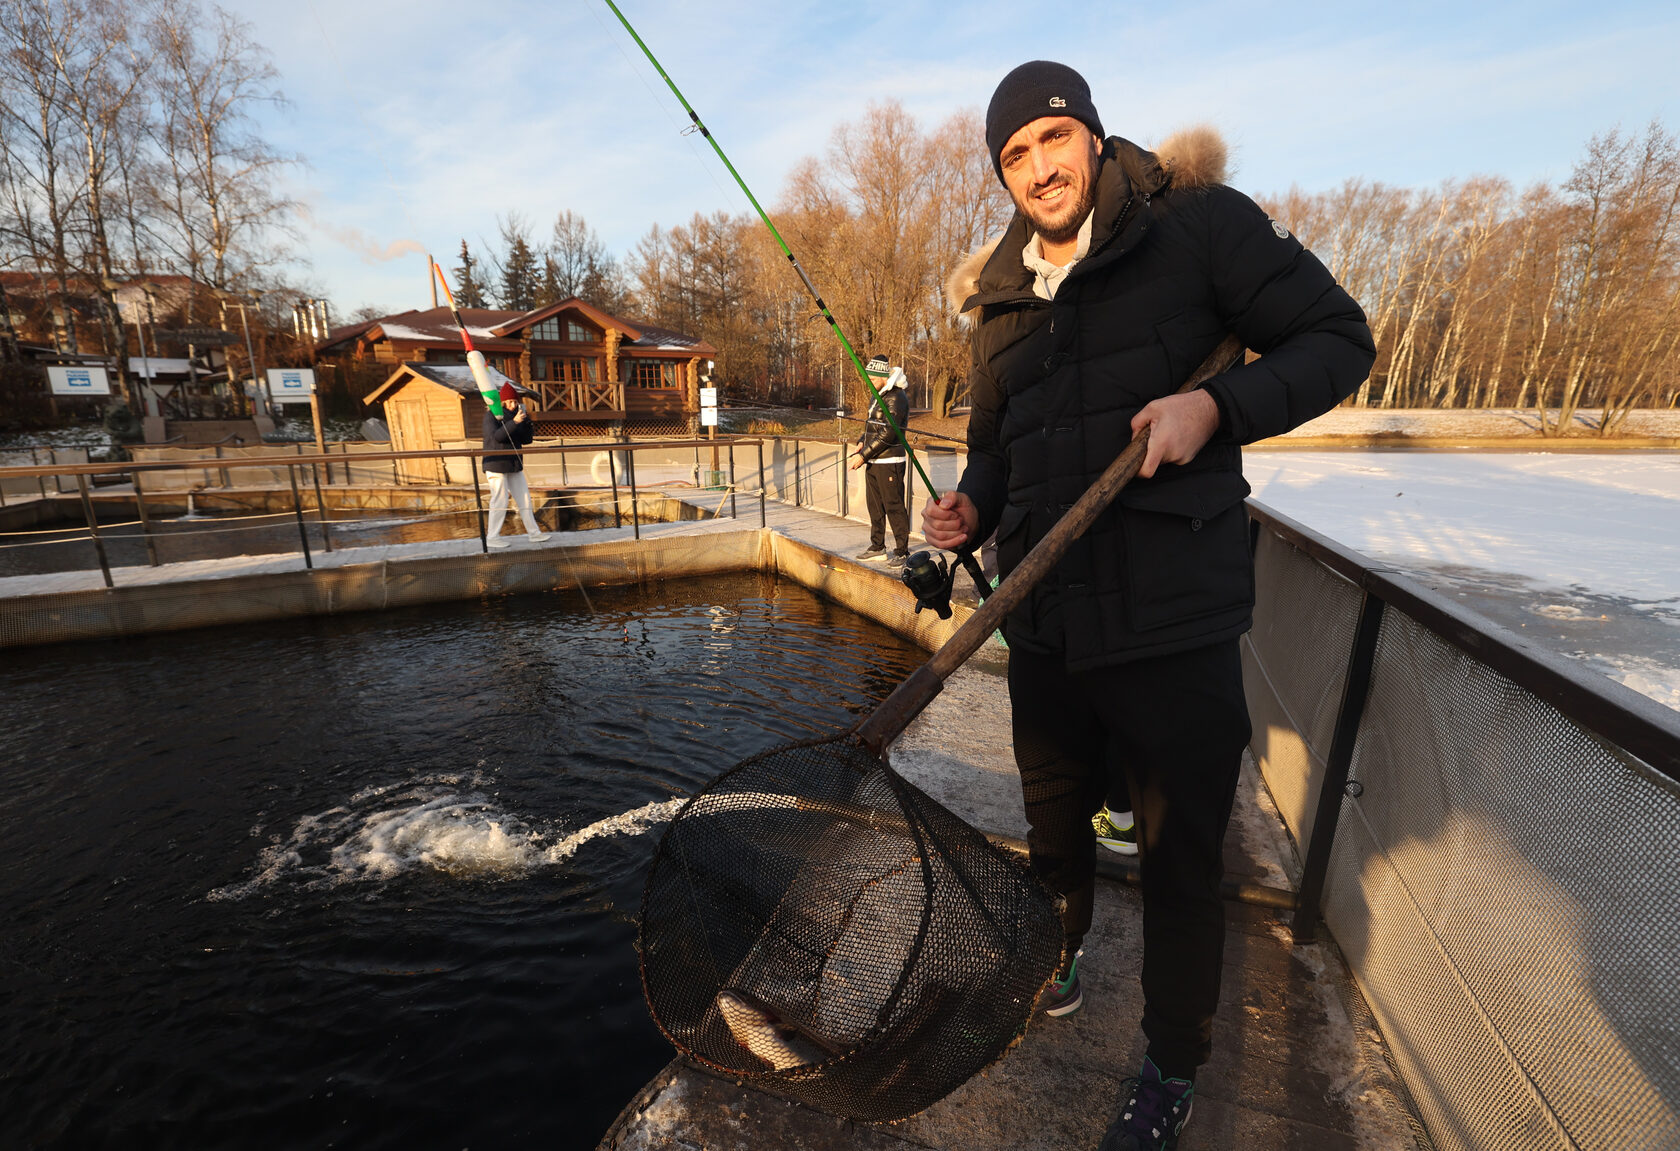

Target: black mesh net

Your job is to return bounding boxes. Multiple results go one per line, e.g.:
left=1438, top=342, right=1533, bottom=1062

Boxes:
left=639, top=733, right=1062, bottom=1122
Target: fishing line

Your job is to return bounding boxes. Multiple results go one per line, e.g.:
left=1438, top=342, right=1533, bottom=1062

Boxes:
left=597, top=1, right=991, bottom=598
left=580, top=0, right=749, bottom=216
left=597, top=0, right=930, bottom=500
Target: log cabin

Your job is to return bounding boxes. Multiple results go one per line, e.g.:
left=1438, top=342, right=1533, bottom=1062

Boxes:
left=318, top=297, right=717, bottom=437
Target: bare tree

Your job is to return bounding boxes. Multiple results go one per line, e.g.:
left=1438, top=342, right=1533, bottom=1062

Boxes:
left=0, top=0, right=87, bottom=351
left=145, top=0, right=297, bottom=292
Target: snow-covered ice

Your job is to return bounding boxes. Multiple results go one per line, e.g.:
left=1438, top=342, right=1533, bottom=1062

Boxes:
left=1246, top=450, right=1680, bottom=711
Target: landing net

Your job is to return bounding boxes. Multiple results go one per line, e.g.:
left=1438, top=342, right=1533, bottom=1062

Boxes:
left=638, top=734, right=1061, bottom=1121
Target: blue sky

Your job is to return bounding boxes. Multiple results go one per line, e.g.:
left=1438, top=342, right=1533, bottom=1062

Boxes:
left=219, top=0, right=1679, bottom=319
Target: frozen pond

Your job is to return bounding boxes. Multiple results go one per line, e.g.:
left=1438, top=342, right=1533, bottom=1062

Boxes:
left=1247, top=450, right=1680, bottom=711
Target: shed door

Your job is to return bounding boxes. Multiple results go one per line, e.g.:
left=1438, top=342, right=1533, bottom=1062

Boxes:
left=387, top=400, right=443, bottom=484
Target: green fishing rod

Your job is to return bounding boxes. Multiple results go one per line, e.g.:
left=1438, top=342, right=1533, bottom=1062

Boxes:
left=602, top=0, right=991, bottom=607
left=600, top=0, right=937, bottom=504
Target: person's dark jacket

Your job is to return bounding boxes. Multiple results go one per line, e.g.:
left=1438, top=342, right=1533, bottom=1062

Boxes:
left=482, top=405, right=534, bottom=473
left=949, top=126, right=1374, bottom=669
left=858, top=384, right=911, bottom=464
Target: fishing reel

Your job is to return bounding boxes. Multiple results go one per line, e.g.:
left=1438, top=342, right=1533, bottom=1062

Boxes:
left=900, top=550, right=956, bottom=620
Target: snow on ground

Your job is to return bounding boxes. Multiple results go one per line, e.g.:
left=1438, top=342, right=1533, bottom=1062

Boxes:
left=1279, top=407, right=1680, bottom=439
left=1246, top=451, right=1680, bottom=711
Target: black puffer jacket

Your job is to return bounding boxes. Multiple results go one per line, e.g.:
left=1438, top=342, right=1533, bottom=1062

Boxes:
left=858, top=386, right=911, bottom=463
left=950, top=127, right=1374, bottom=668
left=483, top=408, right=534, bottom=473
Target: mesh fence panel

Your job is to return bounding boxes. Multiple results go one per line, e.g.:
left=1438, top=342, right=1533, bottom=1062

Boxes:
left=1252, top=525, right=1680, bottom=1151
left=1242, top=527, right=1363, bottom=853
left=640, top=735, right=1061, bottom=1122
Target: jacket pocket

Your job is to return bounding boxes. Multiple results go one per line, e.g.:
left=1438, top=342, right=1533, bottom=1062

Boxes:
left=993, top=503, right=1029, bottom=578
left=1120, top=483, right=1253, bottom=632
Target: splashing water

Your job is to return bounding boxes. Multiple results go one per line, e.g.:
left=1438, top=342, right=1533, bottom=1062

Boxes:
left=208, top=781, right=686, bottom=901
left=543, top=798, right=687, bottom=864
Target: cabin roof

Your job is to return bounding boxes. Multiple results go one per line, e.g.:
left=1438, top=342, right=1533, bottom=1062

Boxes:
left=318, top=301, right=715, bottom=358
left=363, top=359, right=530, bottom=404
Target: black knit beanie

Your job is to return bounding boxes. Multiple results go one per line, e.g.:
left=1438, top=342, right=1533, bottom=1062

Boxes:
left=985, top=61, right=1104, bottom=183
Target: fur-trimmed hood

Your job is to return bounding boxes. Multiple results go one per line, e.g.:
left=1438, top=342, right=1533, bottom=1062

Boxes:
left=945, top=125, right=1229, bottom=317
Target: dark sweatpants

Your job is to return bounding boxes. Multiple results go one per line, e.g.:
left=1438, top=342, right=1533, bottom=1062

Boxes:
left=864, top=460, right=910, bottom=552
left=1007, top=640, right=1250, bottom=1077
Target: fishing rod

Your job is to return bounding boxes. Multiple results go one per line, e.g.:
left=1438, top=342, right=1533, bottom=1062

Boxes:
left=599, top=0, right=990, bottom=604
left=432, top=260, right=506, bottom=419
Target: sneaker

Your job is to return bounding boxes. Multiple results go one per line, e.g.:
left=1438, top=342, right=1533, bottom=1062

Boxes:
left=886, top=549, right=910, bottom=569
left=1094, top=807, right=1138, bottom=856
left=527, top=532, right=550, bottom=543
left=487, top=537, right=510, bottom=549
left=1098, top=1057, right=1195, bottom=1150
left=1039, top=947, right=1083, bottom=1017
left=855, top=545, right=887, bottom=562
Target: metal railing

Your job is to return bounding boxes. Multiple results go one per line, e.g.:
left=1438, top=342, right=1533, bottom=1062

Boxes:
left=0, top=437, right=768, bottom=589
left=1244, top=499, right=1680, bottom=1151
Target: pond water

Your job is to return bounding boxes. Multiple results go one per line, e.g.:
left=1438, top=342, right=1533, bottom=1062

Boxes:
left=0, top=573, right=927, bottom=1149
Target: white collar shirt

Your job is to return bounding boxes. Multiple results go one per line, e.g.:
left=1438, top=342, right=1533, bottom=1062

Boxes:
left=1022, top=210, right=1095, bottom=300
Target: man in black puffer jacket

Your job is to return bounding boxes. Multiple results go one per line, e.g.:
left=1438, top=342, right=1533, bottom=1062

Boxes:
left=921, top=61, right=1373, bottom=1150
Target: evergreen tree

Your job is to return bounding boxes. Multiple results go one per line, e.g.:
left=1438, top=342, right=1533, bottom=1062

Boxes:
left=453, top=239, right=486, bottom=308
left=498, top=232, right=540, bottom=311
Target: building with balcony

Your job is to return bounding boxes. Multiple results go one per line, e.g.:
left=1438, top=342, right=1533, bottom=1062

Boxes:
left=318, top=297, right=716, bottom=437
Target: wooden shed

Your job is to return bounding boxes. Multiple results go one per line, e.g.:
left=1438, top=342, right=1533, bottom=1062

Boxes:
left=363, top=361, right=532, bottom=483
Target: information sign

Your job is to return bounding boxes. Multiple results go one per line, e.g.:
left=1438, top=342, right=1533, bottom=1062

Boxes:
left=267, top=367, right=317, bottom=402
left=699, top=386, right=718, bottom=407
left=700, top=407, right=719, bottom=427
left=46, top=365, right=111, bottom=396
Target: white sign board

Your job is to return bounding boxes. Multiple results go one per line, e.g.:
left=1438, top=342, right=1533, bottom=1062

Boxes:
left=267, top=367, right=316, bottom=402
left=47, top=365, right=112, bottom=396
left=700, top=407, right=719, bottom=427
left=699, top=387, right=718, bottom=407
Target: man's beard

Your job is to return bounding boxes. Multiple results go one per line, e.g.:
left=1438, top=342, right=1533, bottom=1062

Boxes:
left=1018, top=170, right=1097, bottom=245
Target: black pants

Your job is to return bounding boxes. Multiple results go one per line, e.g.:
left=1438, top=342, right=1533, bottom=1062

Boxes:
left=864, top=460, right=909, bottom=551
left=1008, top=640, right=1250, bottom=1075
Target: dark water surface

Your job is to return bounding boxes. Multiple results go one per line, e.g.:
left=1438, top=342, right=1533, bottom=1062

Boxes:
left=0, top=573, right=927, bottom=1149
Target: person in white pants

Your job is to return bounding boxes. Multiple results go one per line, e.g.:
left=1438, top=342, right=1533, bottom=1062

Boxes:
left=482, top=382, right=549, bottom=547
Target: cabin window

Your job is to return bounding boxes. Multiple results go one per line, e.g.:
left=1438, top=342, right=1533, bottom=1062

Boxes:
left=629, top=360, right=679, bottom=388
left=528, top=317, right=599, bottom=342
left=561, top=357, right=600, bottom=382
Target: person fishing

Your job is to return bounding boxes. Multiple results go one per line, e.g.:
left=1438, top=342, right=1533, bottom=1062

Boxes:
left=921, top=61, right=1374, bottom=1150
left=482, top=382, right=549, bottom=547
left=849, top=353, right=913, bottom=568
